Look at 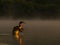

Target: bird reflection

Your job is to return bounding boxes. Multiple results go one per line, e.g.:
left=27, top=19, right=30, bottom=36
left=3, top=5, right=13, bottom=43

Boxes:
left=13, top=31, right=23, bottom=45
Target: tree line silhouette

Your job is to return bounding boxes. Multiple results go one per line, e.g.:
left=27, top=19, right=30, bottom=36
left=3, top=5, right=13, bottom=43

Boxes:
left=0, top=0, right=60, bottom=19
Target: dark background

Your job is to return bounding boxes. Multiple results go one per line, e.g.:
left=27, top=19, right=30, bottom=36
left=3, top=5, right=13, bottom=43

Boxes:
left=0, top=0, right=60, bottom=19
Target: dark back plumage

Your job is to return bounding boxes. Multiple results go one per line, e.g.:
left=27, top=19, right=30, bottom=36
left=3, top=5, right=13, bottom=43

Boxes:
left=12, top=26, right=19, bottom=35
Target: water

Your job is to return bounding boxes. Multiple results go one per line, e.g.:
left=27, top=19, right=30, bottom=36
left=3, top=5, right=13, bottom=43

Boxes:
left=0, top=20, right=60, bottom=45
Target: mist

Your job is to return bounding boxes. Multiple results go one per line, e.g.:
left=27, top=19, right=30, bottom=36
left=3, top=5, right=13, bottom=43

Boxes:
left=0, top=19, right=60, bottom=45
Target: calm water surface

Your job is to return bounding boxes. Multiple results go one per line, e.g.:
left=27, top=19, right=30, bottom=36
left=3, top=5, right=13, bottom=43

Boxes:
left=0, top=20, right=60, bottom=45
